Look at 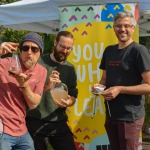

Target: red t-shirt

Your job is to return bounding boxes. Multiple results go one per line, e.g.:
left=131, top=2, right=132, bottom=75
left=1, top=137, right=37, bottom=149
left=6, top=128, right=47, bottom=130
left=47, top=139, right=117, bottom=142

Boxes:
left=0, top=57, right=47, bottom=136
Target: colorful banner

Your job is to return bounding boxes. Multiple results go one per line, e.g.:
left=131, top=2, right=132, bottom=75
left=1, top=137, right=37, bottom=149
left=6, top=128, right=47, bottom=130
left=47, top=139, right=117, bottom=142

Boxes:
left=59, top=3, right=141, bottom=150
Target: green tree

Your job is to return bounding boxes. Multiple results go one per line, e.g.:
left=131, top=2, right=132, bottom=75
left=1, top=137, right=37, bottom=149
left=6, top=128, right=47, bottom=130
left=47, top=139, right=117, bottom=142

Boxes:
left=0, top=0, right=55, bottom=54
left=0, top=28, right=55, bottom=54
left=0, top=0, right=19, bottom=5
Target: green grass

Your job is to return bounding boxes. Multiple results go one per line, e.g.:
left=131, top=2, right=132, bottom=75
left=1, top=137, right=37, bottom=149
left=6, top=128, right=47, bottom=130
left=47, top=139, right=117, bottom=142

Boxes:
left=48, top=144, right=54, bottom=150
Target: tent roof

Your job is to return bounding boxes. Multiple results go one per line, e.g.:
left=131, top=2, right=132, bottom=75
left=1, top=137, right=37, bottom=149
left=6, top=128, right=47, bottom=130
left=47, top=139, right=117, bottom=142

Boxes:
left=0, top=0, right=59, bottom=34
left=0, top=0, right=150, bottom=36
left=138, top=0, right=150, bottom=36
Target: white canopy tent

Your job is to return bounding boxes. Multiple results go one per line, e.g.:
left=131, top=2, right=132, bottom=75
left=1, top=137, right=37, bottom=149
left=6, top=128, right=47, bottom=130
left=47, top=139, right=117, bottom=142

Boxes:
left=0, top=0, right=150, bottom=36
left=138, top=0, right=150, bottom=36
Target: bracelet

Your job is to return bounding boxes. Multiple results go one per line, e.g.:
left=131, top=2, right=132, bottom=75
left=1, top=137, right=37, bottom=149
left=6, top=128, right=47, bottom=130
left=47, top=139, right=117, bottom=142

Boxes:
left=19, top=85, right=26, bottom=88
left=19, top=84, right=29, bottom=88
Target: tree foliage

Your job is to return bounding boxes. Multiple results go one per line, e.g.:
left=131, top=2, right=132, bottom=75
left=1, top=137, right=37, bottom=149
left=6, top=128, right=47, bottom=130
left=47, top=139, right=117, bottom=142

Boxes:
left=0, top=28, right=55, bottom=54
left=0, top=0, right=55, bottom=54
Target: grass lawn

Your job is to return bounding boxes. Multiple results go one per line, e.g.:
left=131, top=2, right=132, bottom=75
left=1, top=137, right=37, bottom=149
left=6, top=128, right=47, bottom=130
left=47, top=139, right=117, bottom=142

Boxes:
left=48, top=144, right=54, bottom=150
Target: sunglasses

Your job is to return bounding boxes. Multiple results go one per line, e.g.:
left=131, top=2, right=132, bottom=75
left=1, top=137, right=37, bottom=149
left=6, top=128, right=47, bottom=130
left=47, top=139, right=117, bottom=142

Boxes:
left=21, top=45, right=40, bottom=53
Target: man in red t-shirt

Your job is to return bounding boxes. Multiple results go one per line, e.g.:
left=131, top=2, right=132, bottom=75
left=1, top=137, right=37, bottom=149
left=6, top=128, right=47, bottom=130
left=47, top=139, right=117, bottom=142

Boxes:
left=0, top=32, right=48, bottom=150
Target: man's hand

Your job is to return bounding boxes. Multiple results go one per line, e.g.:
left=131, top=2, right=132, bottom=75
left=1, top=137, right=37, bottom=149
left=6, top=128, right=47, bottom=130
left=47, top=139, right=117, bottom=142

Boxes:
left=44, top=70, right=61, bottom=91
left=91, top=83, right=106, bottom=95
left=0, top=42, right=19, bottom=55
left=102, top=86, right=121, bottom=100
left=53, top=95, right=75, bottom=108
left=10, top=72, right=33, bottom=88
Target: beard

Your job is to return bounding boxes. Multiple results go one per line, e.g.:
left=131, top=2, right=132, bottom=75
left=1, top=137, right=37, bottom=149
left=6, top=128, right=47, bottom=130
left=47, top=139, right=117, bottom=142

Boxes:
left=24, top=59, right=35, bottom=69
left=21, top=57, right=36, bottom=69
left=53, top=46, right=68, bottom=62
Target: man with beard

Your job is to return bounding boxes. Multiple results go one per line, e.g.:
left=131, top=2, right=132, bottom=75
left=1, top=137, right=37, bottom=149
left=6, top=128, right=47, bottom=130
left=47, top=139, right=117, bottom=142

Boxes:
left=0, top=32, right=48, bottom=150
left=26, top=31, right=78, bottom=150
left=92, top=11, right=150, bottom=150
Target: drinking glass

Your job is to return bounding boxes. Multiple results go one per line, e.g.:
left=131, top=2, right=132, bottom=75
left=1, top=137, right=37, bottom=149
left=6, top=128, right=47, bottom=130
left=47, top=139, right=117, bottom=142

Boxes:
left=50, top=83, right=68, bottom=101
left=9, top=51, right=22, bottom=75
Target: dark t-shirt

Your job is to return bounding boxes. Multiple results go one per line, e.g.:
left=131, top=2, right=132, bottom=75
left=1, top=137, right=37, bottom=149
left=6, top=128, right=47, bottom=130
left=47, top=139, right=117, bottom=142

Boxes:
left=27, top=53, right=78, bottom=122
left=100, top=42, right=150, bottom=122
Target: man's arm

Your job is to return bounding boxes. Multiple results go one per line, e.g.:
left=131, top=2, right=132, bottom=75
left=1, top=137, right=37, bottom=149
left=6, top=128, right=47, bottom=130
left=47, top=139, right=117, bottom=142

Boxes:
left=20, top=85, right=41, bottom=109
left=119, top=70, right=150, bottom=95
left=99, top=70, right=106, bottom=85
left=102, top=70, right=150, bottom=100
left=14, top=73, right=42, bottom=109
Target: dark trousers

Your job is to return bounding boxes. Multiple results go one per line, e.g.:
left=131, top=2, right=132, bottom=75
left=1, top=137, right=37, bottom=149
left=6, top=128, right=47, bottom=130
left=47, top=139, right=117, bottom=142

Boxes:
left=105, top=117, right=144, bottom=150
left=26, top=118, right=76, bottom=150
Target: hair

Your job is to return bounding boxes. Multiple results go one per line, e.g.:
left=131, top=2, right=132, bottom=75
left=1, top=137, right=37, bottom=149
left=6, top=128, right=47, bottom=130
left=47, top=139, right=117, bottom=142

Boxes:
left=55, top=31, right=74, bottom=42
left=114, top=11, right=136, bottom=26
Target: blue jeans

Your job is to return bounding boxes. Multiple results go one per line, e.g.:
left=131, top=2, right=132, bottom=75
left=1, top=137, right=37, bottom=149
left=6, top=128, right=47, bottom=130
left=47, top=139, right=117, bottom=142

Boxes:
left=0, top=132, right=35, bottom=150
